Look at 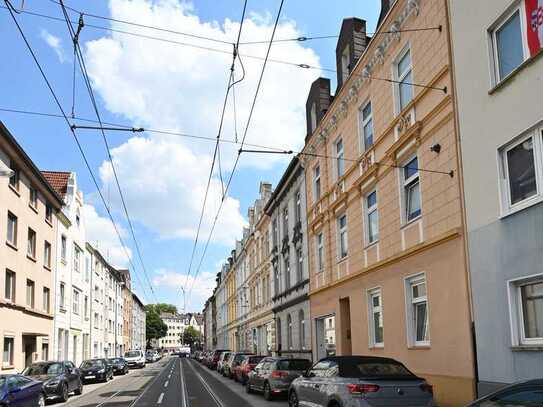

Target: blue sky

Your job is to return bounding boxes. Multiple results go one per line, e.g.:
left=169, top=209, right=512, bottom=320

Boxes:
left=0, top=0, right=379, bottom=311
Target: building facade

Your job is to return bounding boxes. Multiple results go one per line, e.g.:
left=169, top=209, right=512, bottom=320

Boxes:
left=0, top=123, right=63, bottom=373
left=301, top=1, right=475, bottom=405
left=131, top=292, right=146, bottom=350
left=119, top=269, right=133, bottom=353
left=266, top=158, right=311, bottom=359
left=449, top=0, right=543, bottom=396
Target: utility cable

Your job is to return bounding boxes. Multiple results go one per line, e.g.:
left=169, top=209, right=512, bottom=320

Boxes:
left=2, top=0, right=152, bottom=303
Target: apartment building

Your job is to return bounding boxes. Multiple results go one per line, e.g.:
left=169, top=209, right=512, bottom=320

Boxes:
left=225, top=254, right=237, bottom=350
left=233, top=232, right=250, bottom=351
left=131, top=292, right=146, bottom=350
left=41, top=171, right=91, bottom=366
left=215, top=265, right=228, bottom=349
left=449, top=0, right=543, bottom=396
left=203, top=296, right=214, bottom=350
left=0, top=122, right=63, bottom=373
left=301, top=0, right=474, bottom=404
left=158, top=312, right=191, bottom=350
left=265, top=158, right=311, bottom=359
left=246, top=182, right=274, bottom=355
left=119, top=269, right=133, bottom=353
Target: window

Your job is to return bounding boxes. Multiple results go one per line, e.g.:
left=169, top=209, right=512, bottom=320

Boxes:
left=337, top=214, right=348, bottom=259
left=359, top=101, right=374, bottom=151
left=60, top=283, right=65, bottom=310
left=470, top=385, right=543, bottom=407
left=368, top=289, right=384, bottom=347
left=26, top=279, right=35, bottom=308
left=316, top=233, right=324, bottom=272
left=365, top=191, right=379, bottom=244
left=500, top=132, right=542, bottom=212
left=29, top=187, right=38, bottom=209
left=74, top=244, right=82, bottom=272
left=336, top=139, right=345, bottom=178
left=8, top=164, right=19, bottom=191
left=85, top=258, right=90, bottom=282
left=406, top=275, right=429, bottom=345
left=42, top=342, right=49, bottom=361
left=4, top=270, right=16, bottom=302
left=491, top=8, right=526, bottom=82
left=284, top=257, right=291, bottom=290
left=395, top=48, right=413, bottom=112
left=3, top=337, right=14, bottom=366
left=73, top=289, right=80, bottom=314
left=76, top=208, right=80, bottom=227
left=283, top=207, right=289, bottom=238
left=272, top=218, right=278, bottom=247
left=295, top=190, right=302, bottom=223
left=61, top=235, right=67, bottom=263
left=299, top=310, right=306, bottom=349
left=287, top=314, right=293, bottom=350
left=509, top=275, right=543, bottom=345
left=341, top=45, right=350, bottom=83
left=27, top=228, right=36, bottom=259
left=44, top=241, right=51, bottom=268
left=45, top=204, right=53, bottom=224
left=313, top=165, right=321, bottom=201
left=310, top=102, right=318, bottom=133
left=7, top=212, right=17, bottom=246
left=296, top=247, right=303, bottom=283
left=43, top=287, right=50, bottom=313
left=402, top=156, right=421, bottom=222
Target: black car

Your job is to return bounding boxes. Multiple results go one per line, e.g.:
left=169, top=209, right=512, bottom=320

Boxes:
left=22, top=361, right=82, bottom=402
left=106, top=358, right=129, bottom=375
left=466, top=379, right=543, bottom=406
left=79, top=359, right=113, bottom=383
left=0, top=374, right=44, bottom=407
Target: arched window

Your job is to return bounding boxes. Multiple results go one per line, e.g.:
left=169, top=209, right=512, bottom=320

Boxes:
left=276, top=318, right=282, bottom=352
left=287, top=314, right=293, bottom=350
left=299, top=310, right=306, bottom=350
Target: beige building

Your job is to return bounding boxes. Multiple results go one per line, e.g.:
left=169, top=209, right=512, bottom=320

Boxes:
left=0, top=122, right=64, bottom=373
left=302, top=1, right=475, bottom=405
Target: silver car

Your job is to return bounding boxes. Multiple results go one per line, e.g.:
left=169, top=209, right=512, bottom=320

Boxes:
left=288, top=356, right=434, bottom=407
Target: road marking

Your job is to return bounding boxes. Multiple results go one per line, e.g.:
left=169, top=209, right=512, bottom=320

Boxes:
left=164, top=380, right=169, bottom=387
left=128, top=359, right=175, bottom=407
left=186, top=359, right=223, bottom=407
left=168, top=374, right=171, bottom=379
left=179, top=359, right=188, bottom=407
left=157, top=393, right=164, bottom=404
left=94, top=390, right=121, bottom=407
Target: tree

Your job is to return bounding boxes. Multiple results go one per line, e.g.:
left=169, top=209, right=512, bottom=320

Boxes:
left=145, top=306, right=168, bottom=347
left=153, top=303, right=177, bottom=314
left=180, top=326, right=202, bottom=347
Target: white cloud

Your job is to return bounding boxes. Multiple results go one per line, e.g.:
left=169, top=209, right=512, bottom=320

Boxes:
left=83, top=204, right=133, bottom=268
left=40, top=29, right=67, bottom=63
left=153, top=269, right=217, bottom=312
left=82, top=0, right=321, bottom=246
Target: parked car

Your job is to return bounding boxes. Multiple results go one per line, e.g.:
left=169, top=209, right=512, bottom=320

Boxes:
left=145, top=350, right=160, bottom=363
left=217, top=352, right=232, bottom=374
left=208, top=350, right=229, bottom=370
left=124, top=350, right=146, bottom=368
left=246, top=357, right=312, bottom=400
left=0, top=374, right=44, bottom=407
left=234, top=355, right=264, bottom=385
left=223, top=352, right=253, bottom=379
left=465, top=379, right=543, bottom=406
left=80, top=359, right=113, bottom=383
left=22, top=361, right=82, bottom=402
left=106, top=358, right=129, bottom=375
left=288, top=356, right=434, bottom=407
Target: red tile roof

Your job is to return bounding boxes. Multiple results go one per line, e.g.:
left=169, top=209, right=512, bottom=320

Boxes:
left=41, top=171, right=70, bottom=199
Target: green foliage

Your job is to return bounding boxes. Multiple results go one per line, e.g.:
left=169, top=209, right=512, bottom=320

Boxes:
left=180, top=325, right=202, bottom=346
left=145, top=303, right=177, bottom=314
left=145, top=305, right=168, bottom=343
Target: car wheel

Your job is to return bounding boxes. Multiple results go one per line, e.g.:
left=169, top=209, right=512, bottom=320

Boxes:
left=74, top=380, right=83, bottom=395
left=245, top=381, right=253, bottom=394
left=263, top=382, right=273, bottom=401
left=60, top=383, right=69, bottom=402
left=37, top=393, right=45, bottom=407
left=288, top=391, right=299, bottom=407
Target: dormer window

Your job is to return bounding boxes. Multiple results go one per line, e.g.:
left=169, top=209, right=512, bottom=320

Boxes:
left=341, top=45, right=350, bottom=83
left=310, top=102, right=318, bottom=133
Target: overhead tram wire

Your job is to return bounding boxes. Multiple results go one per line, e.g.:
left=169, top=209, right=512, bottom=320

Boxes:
left=58, top=0, right=159, bottom=302
left=178, top=0, right=248, bottom=299
left=185, top=0, right=286, bottom=302
left=2, top=0, right=153, bottom=303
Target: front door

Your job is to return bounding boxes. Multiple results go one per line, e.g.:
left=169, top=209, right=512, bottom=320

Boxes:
left=22, top=336, right=36, bottom=368
left=339, top=297, right=352, bottom=355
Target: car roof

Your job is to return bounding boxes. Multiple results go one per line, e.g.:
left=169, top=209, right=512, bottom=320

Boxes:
left=323, top=355, right=403, bottom=364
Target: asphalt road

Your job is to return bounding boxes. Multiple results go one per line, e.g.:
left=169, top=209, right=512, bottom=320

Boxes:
left=56, top=357, right=287, bottom=407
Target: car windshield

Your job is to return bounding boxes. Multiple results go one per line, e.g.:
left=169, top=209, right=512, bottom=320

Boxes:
left=277, top=359, right=312, bottom=371
left=24, top=363, right=64, bottom=376
left=125, top=351, right=141, bottom=357
left=109, top=358, right=123, bottom=363
left=81, top=360, right=103, bottom=368
left=341, top=360, right=415, bottom=378
left=248, top=356, right=264, bottom=364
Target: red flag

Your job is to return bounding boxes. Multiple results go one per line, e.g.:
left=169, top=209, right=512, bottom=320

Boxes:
left=526, top=0, right=543, bottom=56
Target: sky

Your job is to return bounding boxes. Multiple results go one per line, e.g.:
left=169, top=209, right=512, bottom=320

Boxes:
left=0, top=0, right=379, bottom=312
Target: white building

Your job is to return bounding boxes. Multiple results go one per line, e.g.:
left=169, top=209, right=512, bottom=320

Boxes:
left=131, top=293, right=146, bottom=350
left=42, top=172, right=91, bottom=366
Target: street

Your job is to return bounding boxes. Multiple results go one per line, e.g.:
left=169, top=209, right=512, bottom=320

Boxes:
left=56, top=357, right=287, bottom=407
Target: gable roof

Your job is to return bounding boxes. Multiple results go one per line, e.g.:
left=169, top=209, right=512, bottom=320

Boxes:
left=41, top=171, right=71, bottom=199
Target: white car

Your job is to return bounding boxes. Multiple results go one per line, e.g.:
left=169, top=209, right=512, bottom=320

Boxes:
left=124, top=350, right=146, bottom=368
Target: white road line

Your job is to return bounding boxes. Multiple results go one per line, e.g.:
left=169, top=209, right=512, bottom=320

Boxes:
left=157, top=393, right=164, bottom=404
left=128, top=359, right=174, bottom=407
left=168, top=374, right=171, bottom=379
left=164, top=380, right=169, bottom=387
left=186, top=359, right=223, bottom=407
left=179, top=358, right=188, bottom=407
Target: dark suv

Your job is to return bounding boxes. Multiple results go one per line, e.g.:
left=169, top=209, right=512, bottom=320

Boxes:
left=23, top=361, right=82, bottom=402
left=207, top=350, right=229, bottom=370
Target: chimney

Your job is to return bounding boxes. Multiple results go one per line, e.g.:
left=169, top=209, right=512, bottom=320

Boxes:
left=248, top=207, right=255, bottom=226
left=377, top=0, right=392, bottom=29
left=259, top=181, right=272, bottom=200
left=305, top=77, right=331, bottom=140
left=335, top=18, right=368, bottom=91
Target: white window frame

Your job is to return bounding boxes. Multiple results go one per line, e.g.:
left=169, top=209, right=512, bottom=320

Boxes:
left=358, top=100, right=374, bottom=153
left=400, top=155, right=422, bottom=224
left=404, top=273, right=430, bottom=347
left=367, top=287, right=384, bottom=348
left=498, top=127, right=543, bottom=217
left=313, top=164, right=321, bottom=201
left=393, top=44, right=413, bottom=114
left=59, top=282, right=65, bottom=310
left=488, top=2, right=529, bottom=86
left=7, top=212, right=17, bottom=247
left=364, top=190, right=379, bottom=246
left=4, top=269, right=16, bottom=302
left=507, top=272, right=543, bottom=346
left=335, top=138, right=345, bottom=179
left=3, top=335, right=15, bottom=367
left=337, top=214, right=348, bottom=260
left=316, top=232, right=324, bottom=273
left=73, top=289, right=80, bottom=315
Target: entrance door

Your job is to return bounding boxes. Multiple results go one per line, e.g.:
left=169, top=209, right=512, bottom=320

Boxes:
left=339, top=297, right=352, bottom=355
left=315, top=315, right=335, bottom=360
left=23, top=336, right=36, bottom=368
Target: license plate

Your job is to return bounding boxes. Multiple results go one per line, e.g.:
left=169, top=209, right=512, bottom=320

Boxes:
left=85, top=375, right=96, bottom=379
